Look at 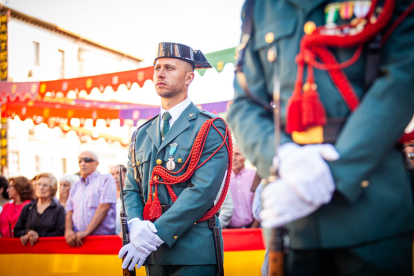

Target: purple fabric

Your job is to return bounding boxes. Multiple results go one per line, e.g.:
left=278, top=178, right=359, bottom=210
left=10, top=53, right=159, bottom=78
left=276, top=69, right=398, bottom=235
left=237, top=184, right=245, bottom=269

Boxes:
left=228, top=167, right=256, bottom=228
left=66, top=171, right=116, bottom=235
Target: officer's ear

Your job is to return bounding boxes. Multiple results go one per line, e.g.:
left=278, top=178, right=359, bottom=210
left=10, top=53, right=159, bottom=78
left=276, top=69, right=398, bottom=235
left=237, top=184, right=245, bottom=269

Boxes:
left=185, top=71, right=195, bottom=86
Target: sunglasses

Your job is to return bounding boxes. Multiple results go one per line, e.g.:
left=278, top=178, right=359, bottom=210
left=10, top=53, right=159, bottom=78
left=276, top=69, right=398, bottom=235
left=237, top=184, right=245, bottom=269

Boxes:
left=78, top=157, right=96, bottom=163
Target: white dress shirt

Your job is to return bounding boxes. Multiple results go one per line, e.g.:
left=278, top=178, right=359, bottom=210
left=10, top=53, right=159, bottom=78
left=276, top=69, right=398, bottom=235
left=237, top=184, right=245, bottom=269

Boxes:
left=160, top=97, right=192, bottom=130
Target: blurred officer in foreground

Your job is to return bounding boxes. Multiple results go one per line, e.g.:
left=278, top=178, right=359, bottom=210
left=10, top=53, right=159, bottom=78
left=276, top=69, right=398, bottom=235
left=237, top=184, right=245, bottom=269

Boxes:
left=228, top=0, right=414, bottom=275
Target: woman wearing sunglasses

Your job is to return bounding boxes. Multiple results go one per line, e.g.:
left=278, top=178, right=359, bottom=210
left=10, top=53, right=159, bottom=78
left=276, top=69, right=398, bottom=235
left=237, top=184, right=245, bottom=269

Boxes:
left=0, top=176, right=34, bottom=238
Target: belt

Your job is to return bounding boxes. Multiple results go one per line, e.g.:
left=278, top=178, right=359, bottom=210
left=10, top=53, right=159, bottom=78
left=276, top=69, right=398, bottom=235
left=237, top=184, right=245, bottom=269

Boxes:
left=282, top=118, right=346, bottom=145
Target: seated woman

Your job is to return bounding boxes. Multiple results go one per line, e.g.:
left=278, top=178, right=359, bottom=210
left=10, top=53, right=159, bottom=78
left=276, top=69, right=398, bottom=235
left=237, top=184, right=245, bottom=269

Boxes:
left=14, top=173, right=65, bottom=245
left=0, top=176, right=34, bottom=238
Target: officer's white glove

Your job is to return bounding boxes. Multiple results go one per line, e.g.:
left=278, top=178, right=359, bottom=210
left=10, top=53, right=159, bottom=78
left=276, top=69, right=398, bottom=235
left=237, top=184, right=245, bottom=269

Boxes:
left=279, top=144, right=339, bottom=205
left=129, top=219, right=164, bottom=251
left=118, top=243, right=146, bottom=271
left=260, top=179, right=319, bottom=228
left=261, top=144, right=339, bottom=228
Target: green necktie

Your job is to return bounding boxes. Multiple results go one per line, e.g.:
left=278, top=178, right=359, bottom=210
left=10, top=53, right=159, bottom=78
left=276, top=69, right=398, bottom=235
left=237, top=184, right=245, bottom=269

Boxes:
left=161, top=112, right=171, bottom=139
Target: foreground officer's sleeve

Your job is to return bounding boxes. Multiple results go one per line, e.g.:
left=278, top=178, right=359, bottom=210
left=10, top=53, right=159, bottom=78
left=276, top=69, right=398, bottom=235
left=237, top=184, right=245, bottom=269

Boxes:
left=123, top=131, right=144, bottom=221
left=227, top=8, right=292, bottom=179
left=328, top=3, right=414, bottom=203
left=154, top=119, right=229, bottom=247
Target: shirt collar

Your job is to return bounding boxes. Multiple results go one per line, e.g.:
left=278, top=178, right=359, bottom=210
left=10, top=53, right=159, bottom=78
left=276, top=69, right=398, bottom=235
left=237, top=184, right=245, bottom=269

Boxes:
left=81, top=170, right=99, bottom=185
left=160, top=98, right=192, bottom=122
left=231, top=166, right=246, bottom=178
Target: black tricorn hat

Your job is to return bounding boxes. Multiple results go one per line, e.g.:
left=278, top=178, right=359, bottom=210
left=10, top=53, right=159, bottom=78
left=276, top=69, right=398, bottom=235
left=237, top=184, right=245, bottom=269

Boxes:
left=154, top=42, right=212, bottom=70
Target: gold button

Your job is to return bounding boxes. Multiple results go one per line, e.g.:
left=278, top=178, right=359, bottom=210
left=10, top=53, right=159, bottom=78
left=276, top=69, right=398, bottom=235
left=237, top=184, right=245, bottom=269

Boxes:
left=173, top=236, right=178, bottom=240
left=177, top=158, right=182, bottom=163
left=265, top=32, right=274, bottom=44
left=304, top=21, right=316, bottom=35
left=361, top=180, right=369, bottom=188
left=194, top=223, right=197, bottom=225
left=267, top=46, right=277, bottom=63
left=153, top=176, right=159, bottom=181
left=136, top=161, right=140, bottom=166
left=153, top=193, right=156, bottom=197
left=156, top=159, right=162, bottom=165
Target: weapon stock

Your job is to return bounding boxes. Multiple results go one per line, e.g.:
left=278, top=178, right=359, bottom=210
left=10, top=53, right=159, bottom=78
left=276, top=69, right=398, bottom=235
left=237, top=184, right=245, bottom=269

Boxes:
left=267, top=65, right=285, bottom=276
left=119, top=165, right=136, bottom=276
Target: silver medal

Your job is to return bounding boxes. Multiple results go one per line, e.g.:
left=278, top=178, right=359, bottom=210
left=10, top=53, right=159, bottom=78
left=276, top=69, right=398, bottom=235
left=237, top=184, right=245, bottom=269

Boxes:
left=167, top=157, right=176, bottom=170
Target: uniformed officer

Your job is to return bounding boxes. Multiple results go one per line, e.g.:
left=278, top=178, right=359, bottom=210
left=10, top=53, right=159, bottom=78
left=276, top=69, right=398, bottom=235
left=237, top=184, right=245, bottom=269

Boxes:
left=118, top=42, right=230, bottom=276
left=228, top=0, right=414, bottom=275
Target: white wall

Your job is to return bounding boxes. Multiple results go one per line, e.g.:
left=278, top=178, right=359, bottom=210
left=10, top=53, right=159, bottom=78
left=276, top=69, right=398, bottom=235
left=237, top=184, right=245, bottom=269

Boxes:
left=8, top=18, right=140, bottom=82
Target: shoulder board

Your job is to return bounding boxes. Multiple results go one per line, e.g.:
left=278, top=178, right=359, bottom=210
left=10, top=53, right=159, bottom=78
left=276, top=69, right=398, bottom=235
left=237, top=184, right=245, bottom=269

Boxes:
left=199, top=109, right=219, bottom=118
left=131, top=114, right=159, bottom=140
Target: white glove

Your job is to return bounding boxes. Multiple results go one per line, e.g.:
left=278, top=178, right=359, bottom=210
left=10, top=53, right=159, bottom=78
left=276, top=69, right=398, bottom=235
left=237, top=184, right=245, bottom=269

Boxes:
left=118, top=243, right=146, bottom=271
left=260, top=144, right=340, bottom=228
left=260, top=179, right=319, bottom=228
left=129, top=219, right=164, bottom=251
left=279, top=144, right=339, bottom=205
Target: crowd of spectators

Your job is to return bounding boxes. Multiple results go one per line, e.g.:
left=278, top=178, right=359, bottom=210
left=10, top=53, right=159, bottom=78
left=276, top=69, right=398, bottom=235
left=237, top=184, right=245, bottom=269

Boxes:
left=0, top=143, right=266, bottom=246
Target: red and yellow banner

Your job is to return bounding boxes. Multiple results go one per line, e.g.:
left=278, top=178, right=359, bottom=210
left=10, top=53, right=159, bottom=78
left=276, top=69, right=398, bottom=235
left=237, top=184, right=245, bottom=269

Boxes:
left=0, top=229, right=266, bottom=276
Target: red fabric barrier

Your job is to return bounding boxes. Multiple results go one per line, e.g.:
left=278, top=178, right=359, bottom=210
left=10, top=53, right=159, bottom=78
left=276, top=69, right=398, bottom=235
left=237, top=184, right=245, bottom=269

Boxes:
left=0, top=229, right=265, bottom=255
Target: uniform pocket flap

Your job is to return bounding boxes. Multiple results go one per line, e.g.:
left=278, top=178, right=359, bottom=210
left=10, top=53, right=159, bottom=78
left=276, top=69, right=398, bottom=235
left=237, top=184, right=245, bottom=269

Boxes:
left=136, top=151, right=151, bottom=165
left=253, top=17, right=297, bottom=50
left=164, top=148, right=191, bottom=165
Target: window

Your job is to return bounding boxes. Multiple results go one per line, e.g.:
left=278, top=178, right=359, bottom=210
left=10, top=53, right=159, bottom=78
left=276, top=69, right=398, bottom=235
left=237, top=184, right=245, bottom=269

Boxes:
left=57, top=49, right=65, bottom=79
left=62, top=158, right=67, bottom=174
left=34, top=155, right=41, bottom=173
left=9, top=151, right=19, bottom=175
left=33, top=42, right=40, bottom=66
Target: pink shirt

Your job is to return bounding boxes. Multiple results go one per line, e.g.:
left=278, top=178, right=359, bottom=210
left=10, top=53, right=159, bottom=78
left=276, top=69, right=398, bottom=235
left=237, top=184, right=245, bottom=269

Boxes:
left=228, top=167, right=256, bottom=228
left=0, top=200, right=31, bottom=238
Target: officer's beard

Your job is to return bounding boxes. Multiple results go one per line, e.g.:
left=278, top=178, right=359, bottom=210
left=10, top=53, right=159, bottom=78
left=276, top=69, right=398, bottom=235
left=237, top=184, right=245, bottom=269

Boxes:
left=156, top=82, right=186, bottom=99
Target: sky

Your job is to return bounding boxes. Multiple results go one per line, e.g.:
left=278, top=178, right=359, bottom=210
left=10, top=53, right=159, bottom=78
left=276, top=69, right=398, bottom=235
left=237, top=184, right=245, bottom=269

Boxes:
left=4, top=0, right=245, bottom=66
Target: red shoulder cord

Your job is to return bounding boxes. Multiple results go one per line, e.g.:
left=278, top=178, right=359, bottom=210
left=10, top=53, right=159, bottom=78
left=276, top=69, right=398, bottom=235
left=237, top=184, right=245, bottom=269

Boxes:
left=143, top=117, right=233, bottom=223
left=286, top=0, right=414, bottom=134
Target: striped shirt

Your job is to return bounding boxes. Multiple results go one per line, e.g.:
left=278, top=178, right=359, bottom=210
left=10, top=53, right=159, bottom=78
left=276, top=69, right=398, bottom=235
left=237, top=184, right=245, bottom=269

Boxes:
left=66, top=171, right=116, bottom=235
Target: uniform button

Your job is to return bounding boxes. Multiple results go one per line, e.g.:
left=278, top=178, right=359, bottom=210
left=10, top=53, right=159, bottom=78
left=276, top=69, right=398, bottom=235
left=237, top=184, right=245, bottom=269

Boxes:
left=153, top=193, right=156, bottom=197
left=177, top=158, right=182, bottom=163
left=173, top=236, right=178, bottom=240
left=361, top=180, right=369, bottom=188
left=156, top=159, right=162, bottom=165
left=267, top=46, right=277, bottom=63
left=265, top=32, right=274, bottom=44
left=136, top=161, right=140, bottom=166
left=153, top=176, right=159, bottom=181
left=304, top=21, right=316, bottom=35
left=194, top=222, right=197, bottom=225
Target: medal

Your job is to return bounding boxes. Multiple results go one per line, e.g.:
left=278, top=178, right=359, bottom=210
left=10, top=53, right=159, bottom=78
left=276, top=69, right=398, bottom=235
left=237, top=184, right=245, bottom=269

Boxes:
left=167, top=157, right=176, bottom=170
left=354, top=1, right=371, bottom=18
left=167, top=143, right=178, bottom=171
left=325, top=3, right=339, bottom=26
left=340, top=2, right=354, bottom=20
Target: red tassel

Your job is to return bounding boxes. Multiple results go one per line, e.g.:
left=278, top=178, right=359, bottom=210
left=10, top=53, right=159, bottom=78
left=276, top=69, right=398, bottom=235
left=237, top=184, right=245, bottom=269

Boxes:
left=143, top=181, right=153, bottom=221
left=301, top=83, right=327, bottom=128
left=149, top=192, right=162, bottom=221
left=286, top=82, right=304, bottom=133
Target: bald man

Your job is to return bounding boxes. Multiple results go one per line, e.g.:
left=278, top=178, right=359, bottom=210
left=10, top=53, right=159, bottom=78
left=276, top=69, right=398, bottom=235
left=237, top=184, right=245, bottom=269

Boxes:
left=119, top=43, right=229, bottom=276
left=65, top=150, right=116, bottom=246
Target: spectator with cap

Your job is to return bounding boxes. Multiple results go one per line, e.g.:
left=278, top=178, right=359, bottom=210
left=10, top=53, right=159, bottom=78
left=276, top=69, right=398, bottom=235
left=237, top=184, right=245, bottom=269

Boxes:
left=58, top=174, right=80, bottom=209
left=0, top=176, right=10, bottom=214
left=14, top=173, right=65, bottom=245
left=0, top=176, right=34, bottom=237
left=65, top=150, right=116, bottom=247
left=110, top=164, right=127, bottom=236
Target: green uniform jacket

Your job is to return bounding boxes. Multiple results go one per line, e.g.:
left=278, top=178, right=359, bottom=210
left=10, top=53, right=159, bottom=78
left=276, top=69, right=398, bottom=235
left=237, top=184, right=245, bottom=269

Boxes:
left=228, top=0, right=414, bottom=249
left=124, top=102, right=228, bottom=265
